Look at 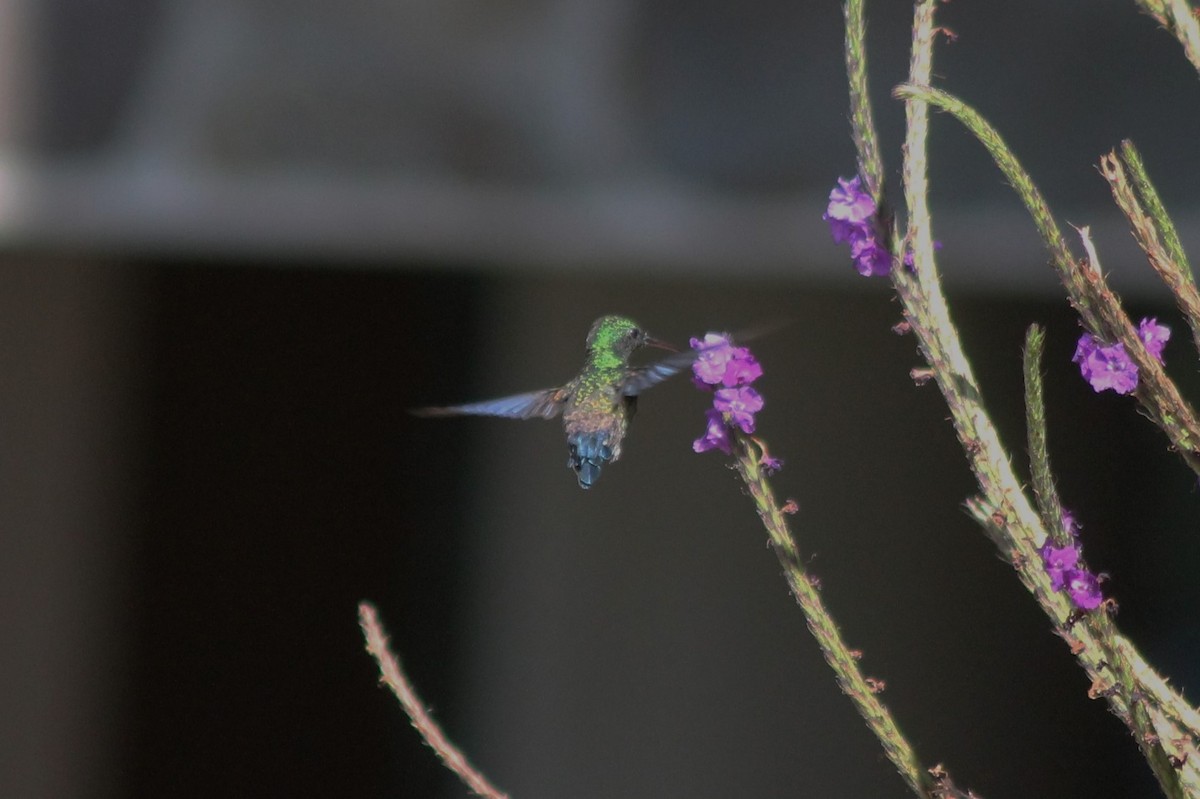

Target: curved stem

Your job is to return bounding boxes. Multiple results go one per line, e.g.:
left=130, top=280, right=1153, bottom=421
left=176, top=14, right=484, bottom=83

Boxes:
left=731, top=435, right=948, bottom=798
left=359, top=602, right=510, bottom=799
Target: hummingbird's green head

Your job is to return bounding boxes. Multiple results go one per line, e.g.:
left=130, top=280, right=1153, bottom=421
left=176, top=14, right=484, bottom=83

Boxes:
left=585, top=315, right=675, bottom=361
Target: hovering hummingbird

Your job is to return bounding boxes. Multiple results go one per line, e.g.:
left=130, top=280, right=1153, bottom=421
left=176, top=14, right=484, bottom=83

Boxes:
left=414, top=315, right=698, bottom=489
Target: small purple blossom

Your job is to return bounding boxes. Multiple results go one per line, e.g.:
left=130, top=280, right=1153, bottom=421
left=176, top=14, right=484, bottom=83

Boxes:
left=690, top=333, right=763, bottom=388
left=1073, top=318, right=1172, bottom=395
left=1064, top=569, right=1103, bottom=610
left=691, top=333, right=736, bottom=386
left=1139, top=317, right=1170, bottom=362
left=723, top=349, right=763, bottom=386
left=714, top=386, right=763, bottom=434
left=1040, top=541, right=1081, bottom=592
left=823, top=176, right=876, bottom=243
left=1073, top=335, right=1139, bottom=395
left=761, top=454, right=784, bottom=475
left=693, top=408, right=733, bottom=454
left=1060, top=509, right=1078, bottom=538
left=1041, top=531, right=1103, bottom=610
left=825, top=176, right=892, bottom=277
left=850, top=233, right=892, bottom=277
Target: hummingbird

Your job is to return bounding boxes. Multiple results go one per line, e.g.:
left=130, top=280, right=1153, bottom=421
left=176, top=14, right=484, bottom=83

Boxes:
left=414, top=315, right=698, bottom=489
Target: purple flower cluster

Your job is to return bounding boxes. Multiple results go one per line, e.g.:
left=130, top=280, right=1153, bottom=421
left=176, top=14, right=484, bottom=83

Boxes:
left=1072, top=317, right=1170, bottom=395
left=692, top=332, right=763, bottom=388
left=1039, top=510, right=1102, bottom=610
left=691, top=333, right=766, bottom=455
left=824, top=176, right=891, bottom=277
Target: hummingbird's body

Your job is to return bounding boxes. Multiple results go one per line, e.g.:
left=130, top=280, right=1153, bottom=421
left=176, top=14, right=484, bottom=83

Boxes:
left=560, top=324, right=643, bottom=487
left=415, top=315, right=693, bottom=488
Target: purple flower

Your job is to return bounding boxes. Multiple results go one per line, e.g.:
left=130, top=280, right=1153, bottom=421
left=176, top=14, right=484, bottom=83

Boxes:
left=1064, top=569, right=1103, bottom=610
left=691, top=332, right=770, bottom=459
left=825, top=175, right=895, bottom=277
left=824, top=176, right=876, bottom=243
left=1040, top=541, right=1081, bottom=592
left=693, top=408, right=733, bottom=454
left=1041, top=536, right=1104, bottom=610
left=761, top=455, right=784, bottom=475
left=1073, top=318, right=1171, bottom=394
left=1139, top=317, right=1170, bottom=362
left=850, top=233, right=892, bottom=277
left=1073, top=334, right=1138, bottom=395
left=714, top=386, right=763, bottom=434
left=690, top=334, right=763, bottom=388
left=691, top=333, right=735, bottom=386
left=723, top=349, right=763, bottom=386
left=1060, top=509, right=1078, bottom=537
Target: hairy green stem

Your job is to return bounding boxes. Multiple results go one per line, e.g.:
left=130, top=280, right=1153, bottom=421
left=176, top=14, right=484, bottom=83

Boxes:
left=732, top=435, right=945, bottom=799
left=844, top=0, right=886, bottom=199
left=902, top=1, right=946, bottom=297
left=892, top=85, right=1091, bottom=323
left=1021, top=326, right=1070, bottom=545
left=1120, top=141, right=1194, bottom=284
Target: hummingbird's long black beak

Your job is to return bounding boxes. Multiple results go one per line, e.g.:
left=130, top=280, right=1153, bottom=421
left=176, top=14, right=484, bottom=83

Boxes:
left=643, top=335, right=677, bottom=352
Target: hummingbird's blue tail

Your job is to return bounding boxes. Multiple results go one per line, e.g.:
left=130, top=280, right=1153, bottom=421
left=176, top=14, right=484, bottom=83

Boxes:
left=568, top=432, right=614, bottom=489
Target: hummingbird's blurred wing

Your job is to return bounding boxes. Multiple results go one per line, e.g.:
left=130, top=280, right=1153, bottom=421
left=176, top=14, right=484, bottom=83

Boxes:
left=620, top=350, right=700, bottom=396
left=412, top=387, right=568, bottom=420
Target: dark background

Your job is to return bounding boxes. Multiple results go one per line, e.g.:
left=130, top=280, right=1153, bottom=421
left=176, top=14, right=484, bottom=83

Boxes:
left=3, top=2, right=1200, bottom=798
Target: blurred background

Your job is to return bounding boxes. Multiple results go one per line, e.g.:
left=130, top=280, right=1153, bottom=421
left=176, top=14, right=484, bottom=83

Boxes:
left=3, top=1, right=1200, bottom=797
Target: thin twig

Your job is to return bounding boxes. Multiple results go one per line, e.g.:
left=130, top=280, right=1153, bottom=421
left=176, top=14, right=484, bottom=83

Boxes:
left=359, top=602, right=510, bottom=799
